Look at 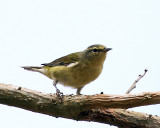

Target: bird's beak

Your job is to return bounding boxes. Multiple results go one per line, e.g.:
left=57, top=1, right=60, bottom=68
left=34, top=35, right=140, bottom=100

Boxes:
left=103, top=48, right=112, bottom=52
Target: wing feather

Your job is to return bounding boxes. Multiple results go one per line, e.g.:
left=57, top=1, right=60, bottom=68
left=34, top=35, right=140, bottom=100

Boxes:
left=41, top=52, right=80, bottom=67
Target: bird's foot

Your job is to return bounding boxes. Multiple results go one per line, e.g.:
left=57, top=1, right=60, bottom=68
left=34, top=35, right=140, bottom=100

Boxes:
left=56, top=89, right=63, bottom=101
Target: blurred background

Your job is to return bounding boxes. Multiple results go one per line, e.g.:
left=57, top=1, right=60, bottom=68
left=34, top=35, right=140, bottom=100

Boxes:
left=0, top=0, right=160, bottom=128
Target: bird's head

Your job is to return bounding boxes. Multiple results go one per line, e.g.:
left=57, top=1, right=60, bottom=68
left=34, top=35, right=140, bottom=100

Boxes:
left=83, top=44, right=112, bottom=62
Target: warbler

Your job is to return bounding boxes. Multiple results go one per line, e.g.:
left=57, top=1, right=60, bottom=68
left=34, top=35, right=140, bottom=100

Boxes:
left=22, top=44, right=112, bottom=95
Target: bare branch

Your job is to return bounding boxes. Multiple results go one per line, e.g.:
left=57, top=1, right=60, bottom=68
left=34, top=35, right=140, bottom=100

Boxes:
left=79, top=109, right=160, bottom=128
left=0, top=83, right=160, bottom=112
left=126, top=69, right=148, bottom=94
left=0, top=83, right=160, bottom=127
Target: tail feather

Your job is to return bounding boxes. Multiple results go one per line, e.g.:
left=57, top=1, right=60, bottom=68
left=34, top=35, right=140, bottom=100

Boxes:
left=22, top=66, right=45, bottom=74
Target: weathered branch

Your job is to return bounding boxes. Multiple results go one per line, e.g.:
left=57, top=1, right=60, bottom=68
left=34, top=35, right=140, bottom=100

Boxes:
left=79, top=109, right=160, bottom=128
left=126, top=69, right=148, bottom=94
left=0, top=83, right=160, bottom=127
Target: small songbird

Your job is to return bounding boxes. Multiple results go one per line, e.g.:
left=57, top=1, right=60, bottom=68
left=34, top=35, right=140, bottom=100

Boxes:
left=22, top=44, right=112, bottom=95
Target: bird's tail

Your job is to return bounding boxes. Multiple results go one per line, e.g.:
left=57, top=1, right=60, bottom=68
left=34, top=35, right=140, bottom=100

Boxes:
left=22, top=66, right=45, bottom=74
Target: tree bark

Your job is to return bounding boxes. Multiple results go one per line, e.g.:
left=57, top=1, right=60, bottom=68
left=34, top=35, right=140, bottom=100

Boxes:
left=79, top=109, right=160, bottom=128
left=0, top=83, right=160, bottom=127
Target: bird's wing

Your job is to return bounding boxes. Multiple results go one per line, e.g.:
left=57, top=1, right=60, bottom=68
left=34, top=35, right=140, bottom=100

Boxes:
left=41, top=52, right=80, bottom=67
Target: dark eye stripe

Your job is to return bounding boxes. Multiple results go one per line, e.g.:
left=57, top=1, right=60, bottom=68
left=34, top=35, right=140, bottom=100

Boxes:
left=92, top=48, right=103, bottom=52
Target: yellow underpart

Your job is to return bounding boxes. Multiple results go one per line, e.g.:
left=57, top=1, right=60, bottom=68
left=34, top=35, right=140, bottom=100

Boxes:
left=42, top=52, right=106, bottom=89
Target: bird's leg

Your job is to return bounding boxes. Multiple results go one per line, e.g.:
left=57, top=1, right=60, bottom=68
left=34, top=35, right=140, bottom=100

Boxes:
left=76, top=86, right=84, bottom=95
left=53, top=80, right=60, bottom=93
left=53, top=80, right=63, bottom=98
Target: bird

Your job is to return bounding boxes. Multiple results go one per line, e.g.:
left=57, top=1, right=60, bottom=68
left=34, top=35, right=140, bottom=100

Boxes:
left=22, top=44, right=112, bottom=95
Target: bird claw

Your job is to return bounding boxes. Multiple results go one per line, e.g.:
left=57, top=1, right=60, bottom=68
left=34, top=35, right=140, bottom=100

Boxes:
left=56, top=89, right=63, bottom=101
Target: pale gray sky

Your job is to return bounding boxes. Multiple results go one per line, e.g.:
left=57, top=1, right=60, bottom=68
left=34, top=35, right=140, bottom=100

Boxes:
left=0, top=0, right=160, bottom=128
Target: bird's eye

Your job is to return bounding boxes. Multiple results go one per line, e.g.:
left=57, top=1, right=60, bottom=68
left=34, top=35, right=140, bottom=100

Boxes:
left=92, top=49, right=98, bottom=52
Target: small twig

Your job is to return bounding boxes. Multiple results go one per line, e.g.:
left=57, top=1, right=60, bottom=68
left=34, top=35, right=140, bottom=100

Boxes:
left=126, top=69, right=148, bottom=94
